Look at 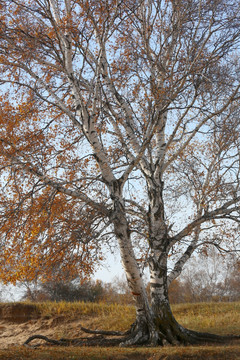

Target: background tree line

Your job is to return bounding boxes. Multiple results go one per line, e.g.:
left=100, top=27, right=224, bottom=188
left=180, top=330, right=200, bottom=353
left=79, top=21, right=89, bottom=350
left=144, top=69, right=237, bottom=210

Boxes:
left=18, top=249, right=239, bottom=304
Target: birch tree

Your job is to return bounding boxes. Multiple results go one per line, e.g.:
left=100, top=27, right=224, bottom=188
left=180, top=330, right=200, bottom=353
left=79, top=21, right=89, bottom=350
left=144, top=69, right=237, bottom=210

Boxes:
left=0, top=0, right=240, bottom=345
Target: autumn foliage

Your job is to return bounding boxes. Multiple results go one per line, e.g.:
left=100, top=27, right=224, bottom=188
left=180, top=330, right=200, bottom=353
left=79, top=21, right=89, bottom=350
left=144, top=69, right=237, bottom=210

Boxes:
left=0, top=90, right=102, bottom=283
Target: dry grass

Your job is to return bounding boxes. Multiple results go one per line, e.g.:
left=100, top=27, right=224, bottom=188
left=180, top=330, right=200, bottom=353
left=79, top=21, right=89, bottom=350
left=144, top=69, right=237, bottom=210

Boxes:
left=33, top=300, right=240, bottom=335
left=1, top=344, right=240, bottom=360
left=173, top=302, right=240, bottom=335
left=0, top=301, right=239, bottom=359
left=35, top=301, right=136, bottom=331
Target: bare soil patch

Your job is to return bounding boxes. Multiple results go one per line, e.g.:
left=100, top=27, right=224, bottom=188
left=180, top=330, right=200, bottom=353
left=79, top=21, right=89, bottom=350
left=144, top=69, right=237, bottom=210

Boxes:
left=0, top=303, right=85, bottom=349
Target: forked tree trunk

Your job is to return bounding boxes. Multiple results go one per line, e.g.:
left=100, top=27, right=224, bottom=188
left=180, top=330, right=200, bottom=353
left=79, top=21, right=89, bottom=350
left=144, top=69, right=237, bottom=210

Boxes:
left=111, top=178, right=233, bottom=346
left=110, top=182, right=184, bottom=345
left=114, top=215, right=189, bottom=345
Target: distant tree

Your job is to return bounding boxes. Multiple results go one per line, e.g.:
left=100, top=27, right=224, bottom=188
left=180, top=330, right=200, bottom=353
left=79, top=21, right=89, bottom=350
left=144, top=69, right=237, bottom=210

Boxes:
left=0, top=0, right=240, bottom=346
left=179, top=249, right=240, bottom=302
left=224, top=260, right=240, bottom=301
left=168, top=279, right=186, bottom=304
left=22, top=278, right=105, bottom=302
left=104, top=275, right=134, bottom=304
left=39, top=278, right=105, bottom=302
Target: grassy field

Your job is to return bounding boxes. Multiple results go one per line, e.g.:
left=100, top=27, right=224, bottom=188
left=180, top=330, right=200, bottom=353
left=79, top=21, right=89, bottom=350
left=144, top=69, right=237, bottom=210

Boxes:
left=0, top=301, right=239, bottom=359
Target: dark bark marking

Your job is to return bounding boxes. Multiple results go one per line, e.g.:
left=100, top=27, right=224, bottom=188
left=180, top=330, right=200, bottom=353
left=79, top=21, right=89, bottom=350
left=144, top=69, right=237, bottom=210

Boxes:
left=150, top=283, right=163, bottom=288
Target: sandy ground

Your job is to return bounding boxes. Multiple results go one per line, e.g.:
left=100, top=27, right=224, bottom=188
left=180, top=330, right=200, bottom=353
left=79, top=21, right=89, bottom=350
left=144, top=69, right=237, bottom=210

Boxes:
left=0, top=304, right=89, bottom=349
left=0, top=317, right=87, bottom=349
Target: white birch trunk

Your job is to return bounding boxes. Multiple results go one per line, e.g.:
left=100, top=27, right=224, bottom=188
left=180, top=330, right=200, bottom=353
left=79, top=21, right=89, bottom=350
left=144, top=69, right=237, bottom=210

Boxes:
left=108, top=181, right=159, bottom=344
left=145, top=167, right=190, bottom=344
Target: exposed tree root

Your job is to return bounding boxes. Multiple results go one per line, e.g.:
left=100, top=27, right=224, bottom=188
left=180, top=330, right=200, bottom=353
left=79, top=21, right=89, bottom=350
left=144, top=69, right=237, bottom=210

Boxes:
left=80, top=326, right=130, bottom=336
left=24, top=335, right=67, bottom=347
left=23, top=325, right=240, bottom=348
left=23, top=334, right=124, bottom=348
left=185, top=328, right=240, bottom=344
